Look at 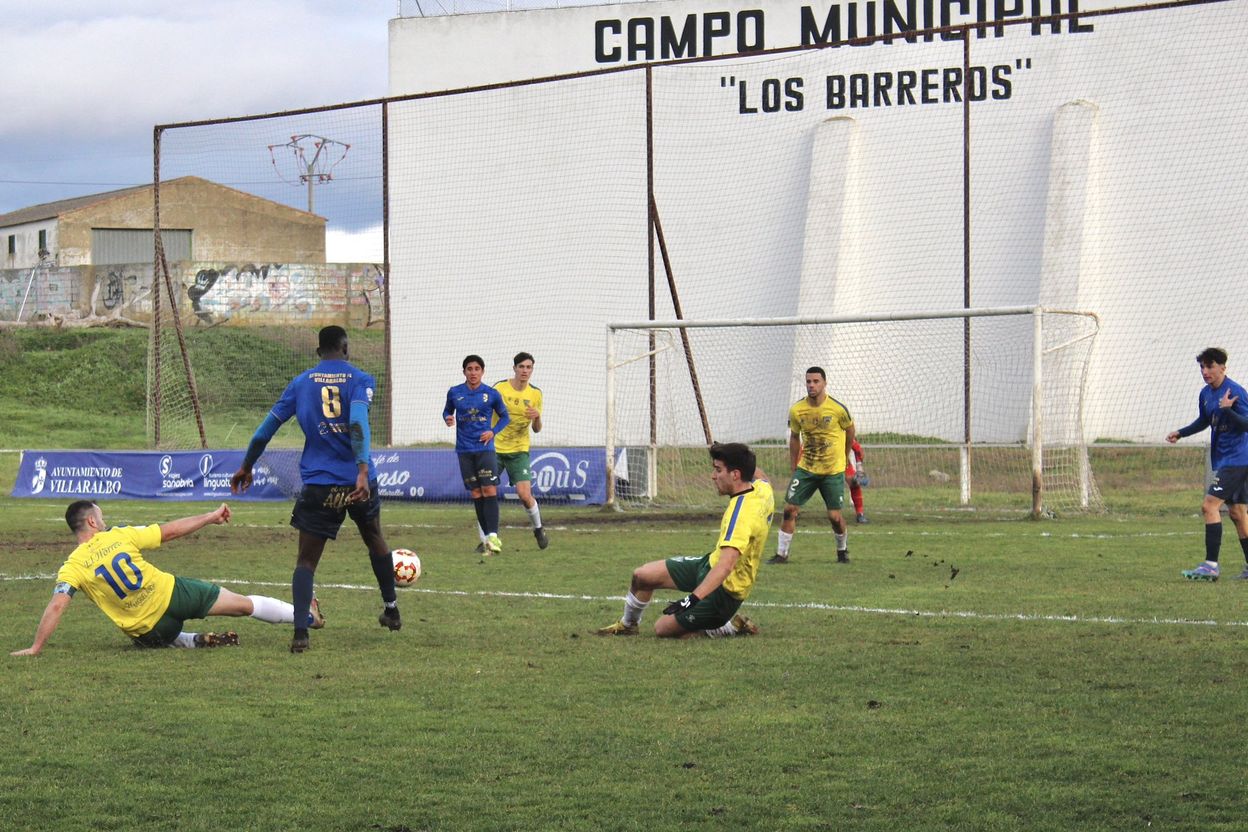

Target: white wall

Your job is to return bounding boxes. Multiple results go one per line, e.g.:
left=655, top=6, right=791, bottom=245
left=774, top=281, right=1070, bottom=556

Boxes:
left=387, top=1, right=1248, bottom=447
left=1, top=219, right=57, bottom=270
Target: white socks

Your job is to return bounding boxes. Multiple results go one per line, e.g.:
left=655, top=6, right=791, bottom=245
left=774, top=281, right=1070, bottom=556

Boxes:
left=704, top=619, right=738, bottom=638
left=835, top=531, right=848, bottom=550
left=622, top=591, right=649, bottom=626
left=527, top=503, right=542, bottom=529
left=777, top=530, right=793, bottom=556
left=173, top=632, right=198, bottom=648
left=247, top=594, right=295, bottom=624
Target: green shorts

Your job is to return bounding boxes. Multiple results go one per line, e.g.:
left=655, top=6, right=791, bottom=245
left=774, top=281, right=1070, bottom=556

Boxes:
left=784, top=468, right=846, bottom=511
left=663, top=553, right=743, bottom=632
left=133, top=576, right=221, bottom=648
left=498, top=451, right=533, bottom=484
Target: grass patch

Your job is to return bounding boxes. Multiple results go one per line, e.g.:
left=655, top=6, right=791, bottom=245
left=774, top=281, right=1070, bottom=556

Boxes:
left=2, top=494, right=1245, bottom=831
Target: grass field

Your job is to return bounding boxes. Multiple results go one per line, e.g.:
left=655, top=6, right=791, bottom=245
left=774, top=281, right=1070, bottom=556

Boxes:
left=1, top=328, right=1242, bottom=830
left=3, top=463, right=1247, bottom=831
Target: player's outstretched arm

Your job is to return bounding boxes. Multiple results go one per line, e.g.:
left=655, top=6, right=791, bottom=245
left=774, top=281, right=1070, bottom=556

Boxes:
left=159, top=503, right=232, bottom=543
left=232, top=413, right=283, bottom=493
left=1169, top=412, right=1210, bottom=443
left=12, top=592, right=72, bottom=657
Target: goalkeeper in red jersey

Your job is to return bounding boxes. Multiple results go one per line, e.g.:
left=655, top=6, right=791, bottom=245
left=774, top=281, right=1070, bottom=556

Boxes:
left=845, top=439, right=869, bottom=524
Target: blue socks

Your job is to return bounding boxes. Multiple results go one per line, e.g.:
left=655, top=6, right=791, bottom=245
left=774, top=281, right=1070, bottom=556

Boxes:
left=292, top=566, right=315, bottom=635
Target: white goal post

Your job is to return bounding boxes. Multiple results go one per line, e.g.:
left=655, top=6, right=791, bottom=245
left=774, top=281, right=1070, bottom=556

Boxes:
left=606, top=307, right=1101, bottom=516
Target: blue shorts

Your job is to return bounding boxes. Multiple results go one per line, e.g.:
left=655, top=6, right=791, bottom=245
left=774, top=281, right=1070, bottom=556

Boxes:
left=290, top=480, right=382, bottom=540
left=458, top=450, right=499, bottom=490
left=1208, top=466, right=1248, bottom=505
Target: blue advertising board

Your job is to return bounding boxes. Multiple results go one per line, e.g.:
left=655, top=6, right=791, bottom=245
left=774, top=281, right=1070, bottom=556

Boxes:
left=12, top=447, right=611, bottom=504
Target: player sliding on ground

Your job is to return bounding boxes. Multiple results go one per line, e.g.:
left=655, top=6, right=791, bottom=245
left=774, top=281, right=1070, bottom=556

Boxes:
left=1167, top=347, right=1248, bottom=581
left=12, top=501, right=318, bottom=656
left=597, top=442, right=772, bottom=638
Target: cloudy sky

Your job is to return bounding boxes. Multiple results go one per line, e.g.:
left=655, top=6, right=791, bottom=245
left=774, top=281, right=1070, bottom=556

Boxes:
left=0, top=1, right=399, bottom=259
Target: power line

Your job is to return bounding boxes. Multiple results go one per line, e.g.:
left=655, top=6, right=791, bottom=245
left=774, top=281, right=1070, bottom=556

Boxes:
left=0, top=178, right=148, bottom=187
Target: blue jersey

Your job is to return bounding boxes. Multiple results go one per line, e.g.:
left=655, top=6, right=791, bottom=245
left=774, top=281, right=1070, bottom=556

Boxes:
left=271, top=359, right=378, bottom=485
left=1181, top=377, right=1248, bottom=469
left=444, top=382, right=510, bottom=453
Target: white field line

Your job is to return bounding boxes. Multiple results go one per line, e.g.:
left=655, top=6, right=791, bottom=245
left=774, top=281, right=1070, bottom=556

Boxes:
left=1, top=514, right=1205, bottom=540
left=3, top=572, right=1246, bottom=629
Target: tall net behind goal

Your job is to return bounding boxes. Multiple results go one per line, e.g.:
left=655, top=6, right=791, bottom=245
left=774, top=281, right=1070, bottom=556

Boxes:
left=607, top=308, right=1100, bottom=516
left=150, top=104, right=386, bottom=456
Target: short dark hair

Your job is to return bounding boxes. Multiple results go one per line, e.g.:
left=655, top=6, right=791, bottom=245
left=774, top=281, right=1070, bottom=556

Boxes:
left=1197, top=347, right=1228, bottom=366
left=513, top=351, right=535, bottom=366
left=463, top=354, right=485, bottom=370
left=709, top=442, right=757, bottom=481
left=318, top=325, right=348, bottom=355
left=65, top=500, right=98, bottom=532
left=806, top=366, right=826, bottom=380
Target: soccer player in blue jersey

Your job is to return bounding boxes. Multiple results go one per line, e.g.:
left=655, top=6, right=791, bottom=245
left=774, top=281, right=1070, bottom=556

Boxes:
left=1167, top=347, right=1248, bottom=581
left=444, top=354, right=510, bottom=555
left=231, top=326, right=399, bottom=652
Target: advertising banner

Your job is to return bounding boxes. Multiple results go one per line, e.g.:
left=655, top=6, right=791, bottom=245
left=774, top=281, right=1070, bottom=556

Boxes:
left=12, top=448, right=609, bottom=504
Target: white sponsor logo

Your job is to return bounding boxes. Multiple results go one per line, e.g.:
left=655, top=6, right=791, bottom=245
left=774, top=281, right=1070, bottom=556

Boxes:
left=199, top=454, right=214, bottom=478
left=531, top=452, right=590, bottom=494
left=377, top=470, right=411, bottom=489
left=156, top=454, right=194, bottom=490
left=31, top=457, right=47, bottom=494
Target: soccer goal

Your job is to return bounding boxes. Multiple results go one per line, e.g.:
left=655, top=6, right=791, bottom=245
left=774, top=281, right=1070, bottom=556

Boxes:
left=606, top=307, right=1101, bottom=517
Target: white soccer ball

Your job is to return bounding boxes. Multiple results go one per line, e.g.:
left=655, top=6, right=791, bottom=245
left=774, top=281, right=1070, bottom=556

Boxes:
left=391, top=548, right=422, bottom=587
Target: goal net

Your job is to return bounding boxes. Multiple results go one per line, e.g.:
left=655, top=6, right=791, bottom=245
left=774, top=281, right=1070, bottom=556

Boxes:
left=607, top=307, right=1101, bottom=515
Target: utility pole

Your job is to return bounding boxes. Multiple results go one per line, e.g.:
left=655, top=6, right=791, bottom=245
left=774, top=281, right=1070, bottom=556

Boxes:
left=268, top=134, right=350, bottom=214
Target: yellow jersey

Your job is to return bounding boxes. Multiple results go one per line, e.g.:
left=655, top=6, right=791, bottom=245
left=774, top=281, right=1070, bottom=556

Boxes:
left=493, top=379, right=543, bottom=454
left=712, top=477, right=775, bottom=600
left=788, top=395, right=854, bottom=476
left=55, top=525, right=175, bottom=638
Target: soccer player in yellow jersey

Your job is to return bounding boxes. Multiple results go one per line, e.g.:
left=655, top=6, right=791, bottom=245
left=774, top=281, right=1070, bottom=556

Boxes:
left=597, top=442, right=773, bottom=638
left=768, top=366, right=856, bottom=565
left=11, top=501, right=321, bottom=656
left=482, top=351, right=549, bottom=550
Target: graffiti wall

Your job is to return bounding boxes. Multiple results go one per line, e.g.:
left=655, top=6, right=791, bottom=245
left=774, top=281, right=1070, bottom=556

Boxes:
left=0, top=262, right=384, bottom=327
left=0, top=265, right=81, bottom=321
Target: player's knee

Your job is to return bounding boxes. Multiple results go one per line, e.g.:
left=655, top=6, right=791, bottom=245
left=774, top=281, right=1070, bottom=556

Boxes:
left=629, top=569, right=647, bottom=592
left=653, top=617, right=686, bottom=638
